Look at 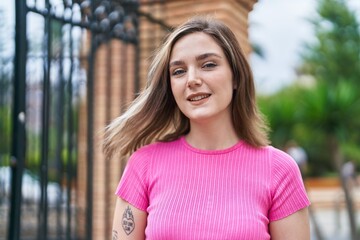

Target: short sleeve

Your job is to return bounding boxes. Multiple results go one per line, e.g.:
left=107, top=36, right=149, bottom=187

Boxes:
left=115, top=148, right=151, bottom=211
left=268, top=148, right=310, bottom=221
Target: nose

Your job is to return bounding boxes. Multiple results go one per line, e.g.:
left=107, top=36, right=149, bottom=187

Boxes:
left=187, top=68, right=202, bottom=88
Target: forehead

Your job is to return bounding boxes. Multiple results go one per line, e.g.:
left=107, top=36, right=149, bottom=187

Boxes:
left=170, top=32, right=223, bottom=59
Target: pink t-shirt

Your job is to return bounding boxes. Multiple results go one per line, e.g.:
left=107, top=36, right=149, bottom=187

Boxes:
left=116, top=137, right=310, bottom=239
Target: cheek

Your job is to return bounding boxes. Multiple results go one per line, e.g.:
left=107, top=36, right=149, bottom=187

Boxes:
left=170, top=81, right=177, bottom=97
left=170, top=80, right=182, bottom=98
left=218, top=81, right=235, bottom=104
left=170, top=85, right=181, bottom=108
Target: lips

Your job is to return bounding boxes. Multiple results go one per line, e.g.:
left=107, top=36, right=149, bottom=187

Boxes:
left=187, top=93, right=211, bottom=102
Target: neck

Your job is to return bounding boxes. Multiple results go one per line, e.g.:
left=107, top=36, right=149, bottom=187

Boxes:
left=186, top=118, right=239, bottom=150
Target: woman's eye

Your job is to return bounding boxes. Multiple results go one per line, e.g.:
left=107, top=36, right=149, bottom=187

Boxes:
left=172, top=69, right=185, bottom=76
left=203, top=62, right=217, bottom=69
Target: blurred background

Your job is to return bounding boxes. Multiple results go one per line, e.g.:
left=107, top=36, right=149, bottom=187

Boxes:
left=0, top=0, right=359, bottom=239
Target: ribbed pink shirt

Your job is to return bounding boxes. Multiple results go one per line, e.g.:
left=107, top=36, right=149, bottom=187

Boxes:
left=116, top=137, right=310, bottom=239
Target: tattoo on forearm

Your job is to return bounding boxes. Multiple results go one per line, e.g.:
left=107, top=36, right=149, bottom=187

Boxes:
left=112, top=230, right=118, bottom=240
left=122, top=206, right=135, bottom=235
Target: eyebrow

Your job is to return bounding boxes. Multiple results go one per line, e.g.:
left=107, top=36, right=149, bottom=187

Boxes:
left=169, top=52, right=222, bottom=68
left=196, top=52, right=222, bottom=61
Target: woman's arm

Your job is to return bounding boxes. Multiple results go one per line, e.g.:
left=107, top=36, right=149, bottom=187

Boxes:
left=112, top=197, right=147, bottom=240
left=269, top=207, right=310, bottom=240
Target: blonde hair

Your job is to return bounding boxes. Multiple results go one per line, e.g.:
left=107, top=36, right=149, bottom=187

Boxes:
left=103, top=16, right=269, bottom=159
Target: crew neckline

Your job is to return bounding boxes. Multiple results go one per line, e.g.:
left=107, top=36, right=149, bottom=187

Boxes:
left=180, top=136, right=244, bottom=155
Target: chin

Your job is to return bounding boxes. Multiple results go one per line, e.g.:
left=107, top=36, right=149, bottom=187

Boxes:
left=187, top=114, right=213, bottom=123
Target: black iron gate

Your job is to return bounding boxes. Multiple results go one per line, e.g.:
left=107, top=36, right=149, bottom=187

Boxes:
left=1, top=1, right=170, bottom=239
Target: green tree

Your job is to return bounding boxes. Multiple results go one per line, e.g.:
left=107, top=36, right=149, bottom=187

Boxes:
left=0, top=8, right=13, bottom=165
left=299, top=0, right=360, bottom=238
left=301, top=0, right=360, bottom=86
left=258, top=84, right=334, bottom=176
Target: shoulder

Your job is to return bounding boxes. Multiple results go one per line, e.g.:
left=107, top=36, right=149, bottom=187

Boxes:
left=265, top=146, right=310, bottom=220
left=129, top=138, right=182, bottom=162
left=243, top=145, right=299, bottom=177
left=264, top=146, right=304, bottom=191
left=123, top=139, right=182, bottom=182
left=264, top=145, right=298, bottom=169
left=241, top=143, right=295, bottom=165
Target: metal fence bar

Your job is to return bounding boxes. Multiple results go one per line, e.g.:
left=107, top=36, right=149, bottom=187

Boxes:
left=39, top=32, right=49, bottom=240
left=85, top=1, right=97, bottom=238
left=55, top=24, right=66, bottom=239
left=8, top=0, right=27, bottom=239
left=38, top=0, right=52, bottom=238
left=66, top=15, right=75, bottom=240
left=6, top=1, right=170, bottom=239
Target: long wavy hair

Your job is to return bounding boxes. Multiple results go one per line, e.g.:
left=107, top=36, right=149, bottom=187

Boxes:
left=103, top=15, right=270, bottom=160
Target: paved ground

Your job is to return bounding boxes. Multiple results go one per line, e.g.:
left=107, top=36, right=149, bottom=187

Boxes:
left=310, top=208, right=360, bottom=240
left=308, top=187, right=360, bottom=240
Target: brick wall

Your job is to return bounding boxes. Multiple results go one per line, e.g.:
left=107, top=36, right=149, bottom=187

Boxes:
left=77, top=0, right=257, bottom=239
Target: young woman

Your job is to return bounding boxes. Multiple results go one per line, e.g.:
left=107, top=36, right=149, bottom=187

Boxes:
left=105, top=16, right=310, bottom=240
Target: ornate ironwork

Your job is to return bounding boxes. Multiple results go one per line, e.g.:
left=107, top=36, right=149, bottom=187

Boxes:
left=26, top=0, right=140, bottom=44
left=7, top=1, right=170, bottom=239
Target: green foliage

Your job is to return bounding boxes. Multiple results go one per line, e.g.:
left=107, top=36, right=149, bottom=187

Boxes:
left=0, top=107, right=11, bottom=146
left=26, top=148, right=41, bottom=171
left=300, top=0, right=360, bottom=164
left=299, top=81, right=360, bottom=133
left=259, top=85, right=304, bottom=148
left=258, top=85, right=333, bottom=176
left=302, top=0, right=360, bottom=86
left=0, top=9, right=12, bottom=166
left=259, top=0, right=360, bottom=176
left=51, top=20, right=63, bottom=56
left=0, top=106, right=11, bottom=165
left=342, top=142, right=360, bottom=164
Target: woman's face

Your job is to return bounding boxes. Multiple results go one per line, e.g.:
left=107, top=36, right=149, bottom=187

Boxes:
left=169, top=32, right=234, bottom=124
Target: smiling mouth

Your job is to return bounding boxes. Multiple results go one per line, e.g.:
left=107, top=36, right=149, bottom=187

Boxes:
left=188, top=94, right=211, bottom=102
